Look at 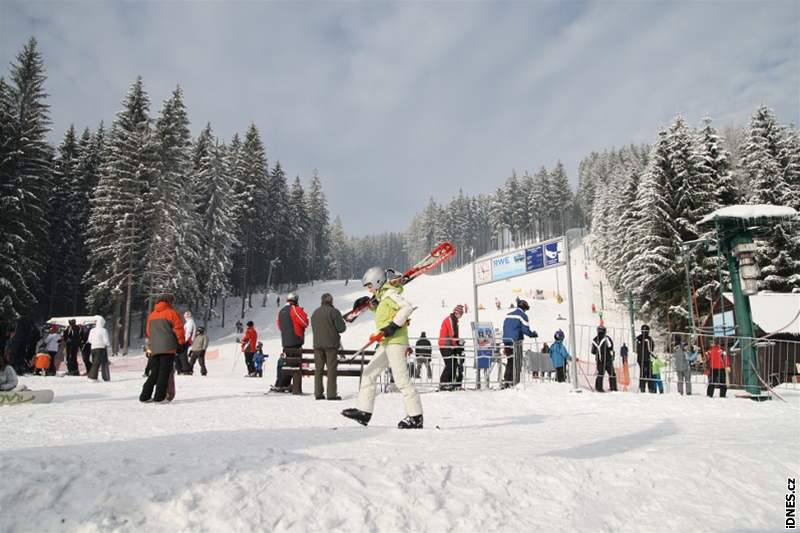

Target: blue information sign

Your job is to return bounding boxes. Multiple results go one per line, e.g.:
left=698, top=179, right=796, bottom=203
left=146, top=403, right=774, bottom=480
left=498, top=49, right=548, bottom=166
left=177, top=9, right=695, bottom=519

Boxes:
left=525, top=245, right=544, bottom=271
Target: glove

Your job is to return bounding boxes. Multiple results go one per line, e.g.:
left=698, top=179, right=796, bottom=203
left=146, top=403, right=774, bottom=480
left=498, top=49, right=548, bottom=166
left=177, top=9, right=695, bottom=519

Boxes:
left=380, top=322, right=400, bottom=337
left=369, top=332, right=384, bottom=344
left=531, top=331, right=539, bottom=338
left=457, top=339, right=465, bottom=347
left=353, top=296, right=371, bottom=310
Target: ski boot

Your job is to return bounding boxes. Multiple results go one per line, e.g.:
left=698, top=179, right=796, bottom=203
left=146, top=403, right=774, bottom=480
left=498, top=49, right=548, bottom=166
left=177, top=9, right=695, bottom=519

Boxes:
left=342, top=408, right=372, bottom=426
left=397, top=414, right=423, bottom=429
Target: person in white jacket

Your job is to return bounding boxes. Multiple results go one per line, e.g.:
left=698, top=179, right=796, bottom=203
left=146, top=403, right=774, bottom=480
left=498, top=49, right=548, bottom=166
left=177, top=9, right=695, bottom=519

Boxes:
left=87, top=316, right=111, bottom=381
left=177, top=311, right=196, bottom=374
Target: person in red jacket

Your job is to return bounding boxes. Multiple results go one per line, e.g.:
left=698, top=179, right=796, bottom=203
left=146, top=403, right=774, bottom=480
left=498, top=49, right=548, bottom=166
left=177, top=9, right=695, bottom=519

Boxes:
left=140, top=294, right=185, bottom=403
left=438, top=305, right=464, bottom=391
left=276, top=292, right=309, bottom=392
left=240, top=321, right=258, bottom=377
left=705, top=339, right=730, bottom=398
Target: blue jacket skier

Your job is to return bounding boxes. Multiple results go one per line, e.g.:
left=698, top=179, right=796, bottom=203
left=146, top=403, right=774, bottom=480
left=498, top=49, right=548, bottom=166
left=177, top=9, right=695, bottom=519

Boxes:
left=549, top=329, right=571, bottom=383
left=501, top=299, right=537, bottom=388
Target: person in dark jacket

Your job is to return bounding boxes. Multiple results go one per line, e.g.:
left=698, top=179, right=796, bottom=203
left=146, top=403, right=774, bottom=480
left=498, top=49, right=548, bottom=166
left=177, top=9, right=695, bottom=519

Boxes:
left=10, top=318, right=34, bottom=375
left=636, top=324, right=656, bottom=393
left=591, top=325, right=616, bottom=392
left=139, top=294, right=185, bottom=403
left=438, top=305, right=464, bottom=391
left=80, top=324, right=92, bottom=374
left=414, top=332, right=433, bottom=380
left=501, top=299, right=538, bottom=388
left=62, top=319, right=82, bottom=376
left=310, top=293, right=346, bottom=400
left=276, top=292, right=309, bottom=392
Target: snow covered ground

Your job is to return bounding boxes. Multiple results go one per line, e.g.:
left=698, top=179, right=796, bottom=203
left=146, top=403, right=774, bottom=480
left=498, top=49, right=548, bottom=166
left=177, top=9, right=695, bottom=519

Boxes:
left=2, top=240, right=798, bottom=532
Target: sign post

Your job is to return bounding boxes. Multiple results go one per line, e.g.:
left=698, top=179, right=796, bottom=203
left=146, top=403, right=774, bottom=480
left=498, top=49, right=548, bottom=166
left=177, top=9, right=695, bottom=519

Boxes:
left=473, top=235, right=579, bottom=389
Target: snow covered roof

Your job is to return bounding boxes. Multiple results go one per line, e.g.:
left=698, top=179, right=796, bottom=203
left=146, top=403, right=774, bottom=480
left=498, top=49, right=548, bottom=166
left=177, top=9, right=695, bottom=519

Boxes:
left=723, top=292, right=800, bottom=334
left=46, top=316, right=98, bottom=327
left=698, top=204, right=797, bottom=226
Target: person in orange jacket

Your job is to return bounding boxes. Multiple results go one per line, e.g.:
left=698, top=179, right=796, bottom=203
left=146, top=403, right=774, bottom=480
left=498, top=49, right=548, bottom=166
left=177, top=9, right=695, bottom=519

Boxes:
left=438, top=305, right=464, bottom=391
left=140, top=294, right=185, bottom=403
left=705, top=339, right=730, bottom=398
left=240, top=321, right=258, bottom=377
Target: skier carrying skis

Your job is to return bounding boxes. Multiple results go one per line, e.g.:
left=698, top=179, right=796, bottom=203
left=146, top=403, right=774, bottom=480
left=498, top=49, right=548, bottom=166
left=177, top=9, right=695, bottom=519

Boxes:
left=342, top=267, right=423, bottom=429
left=591, top=325, right=617, bottom=392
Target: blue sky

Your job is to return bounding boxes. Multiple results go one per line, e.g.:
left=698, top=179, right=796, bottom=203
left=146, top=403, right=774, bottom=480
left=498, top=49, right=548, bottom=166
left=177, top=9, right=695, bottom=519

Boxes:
left=1, top=1, right=798, bottom=235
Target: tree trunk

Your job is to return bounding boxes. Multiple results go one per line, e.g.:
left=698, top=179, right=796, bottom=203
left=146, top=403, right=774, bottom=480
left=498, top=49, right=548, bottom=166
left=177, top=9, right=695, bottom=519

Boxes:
left=139, top=298, right=147, bottom=339
left=111, top=291, right=121, bottom=356
left=240, top=248, right=249, bottom=320
left=221, top=293, right=226, bottom=329
left=123, top=270, right=133, bottom=355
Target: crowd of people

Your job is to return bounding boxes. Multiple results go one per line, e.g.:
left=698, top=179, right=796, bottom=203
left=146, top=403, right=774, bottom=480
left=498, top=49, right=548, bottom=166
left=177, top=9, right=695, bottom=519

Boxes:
left=1, top=316, right=112, bottom=382
left=1, top=266, right=735, bottom=406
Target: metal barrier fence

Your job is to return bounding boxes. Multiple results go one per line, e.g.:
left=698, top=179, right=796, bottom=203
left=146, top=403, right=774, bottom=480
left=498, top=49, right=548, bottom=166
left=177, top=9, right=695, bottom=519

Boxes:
left=382, top=327, right=799, bottom=396
left=663, top=331, right=800, bottom=396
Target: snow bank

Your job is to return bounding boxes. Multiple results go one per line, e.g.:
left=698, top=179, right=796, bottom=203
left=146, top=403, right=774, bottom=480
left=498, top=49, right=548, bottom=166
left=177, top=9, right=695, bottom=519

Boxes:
left=2, top=240, right=797, bottom=532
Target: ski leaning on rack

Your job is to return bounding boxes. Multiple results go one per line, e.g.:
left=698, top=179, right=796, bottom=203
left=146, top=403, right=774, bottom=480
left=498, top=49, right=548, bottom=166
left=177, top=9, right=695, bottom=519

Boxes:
left=343, top=241, right=456, bottom=323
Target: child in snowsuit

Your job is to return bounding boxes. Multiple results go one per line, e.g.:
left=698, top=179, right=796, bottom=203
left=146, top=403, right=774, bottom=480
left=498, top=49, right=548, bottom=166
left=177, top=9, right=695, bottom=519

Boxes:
left=651, top=355, right=665, bottom=394
left=549, top=330, right=571, bottom=383
left=253, top=342, right=267, bottom=378
left=188, top=327, right=209, bottom=376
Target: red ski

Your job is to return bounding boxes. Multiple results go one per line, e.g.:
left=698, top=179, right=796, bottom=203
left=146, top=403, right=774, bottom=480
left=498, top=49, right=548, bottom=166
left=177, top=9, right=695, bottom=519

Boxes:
left=343, top=241, right=455, bottom=323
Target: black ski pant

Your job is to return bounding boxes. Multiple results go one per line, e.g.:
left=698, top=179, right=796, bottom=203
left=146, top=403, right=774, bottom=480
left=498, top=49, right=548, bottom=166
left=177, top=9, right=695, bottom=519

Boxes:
left=244, top=351, right=255, bottom=375
left=81, top=344, right=92, bottom=375
left=189, top=350, right=207, bottom=375
left=503, top=342, right=521, bottom=387
left=66, top=344, right=80, bottom=375
left=707, top=368, right=727, bottom=398
left=595, top=355, right=617, bottom=391
left=555, top=366, right=566, bottom=383
left=88, top=348, right=110, bottom=381
left=439, top=348, right=456, bottom=389
left=175, top=344, right=190, bottom=374
left=283, top=346, right=303, bottom=393
left=639, top=358, right=655, bottom=393
left=139, top=354, right=174, bottom=402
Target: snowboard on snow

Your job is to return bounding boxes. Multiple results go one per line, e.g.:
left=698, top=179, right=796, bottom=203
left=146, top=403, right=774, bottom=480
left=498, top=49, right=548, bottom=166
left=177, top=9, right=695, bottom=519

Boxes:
left=343, top=241, right=456, bottom=323
left=0, top=389, right=55, bottom=405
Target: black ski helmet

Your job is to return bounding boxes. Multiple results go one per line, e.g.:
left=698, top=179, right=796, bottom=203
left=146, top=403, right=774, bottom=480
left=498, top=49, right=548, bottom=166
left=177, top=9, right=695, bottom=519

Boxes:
left=554, top=329, right=565, bottom=341
left=516, top=298, right=530, bottom=311
left=597, top=325, right=607, bottom=335
left=641, top=324, right=650, bottom=334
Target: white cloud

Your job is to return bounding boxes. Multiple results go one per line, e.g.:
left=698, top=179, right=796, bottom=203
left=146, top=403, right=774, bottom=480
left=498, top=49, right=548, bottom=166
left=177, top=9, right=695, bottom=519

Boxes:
left=1, top=1, right=797, bottom=235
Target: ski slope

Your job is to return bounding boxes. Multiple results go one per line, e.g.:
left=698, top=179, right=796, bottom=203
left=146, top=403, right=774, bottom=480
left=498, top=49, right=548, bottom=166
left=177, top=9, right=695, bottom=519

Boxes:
left=2, top=240, right=797, bottom=533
